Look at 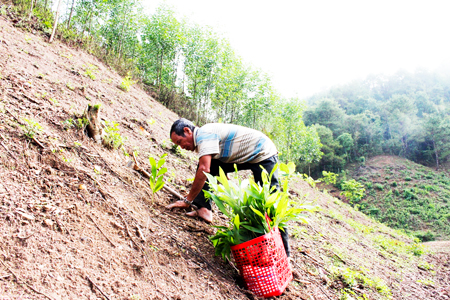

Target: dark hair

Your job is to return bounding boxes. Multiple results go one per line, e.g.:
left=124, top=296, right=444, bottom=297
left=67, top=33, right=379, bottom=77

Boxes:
left=170, top=118, right=195, bottom=137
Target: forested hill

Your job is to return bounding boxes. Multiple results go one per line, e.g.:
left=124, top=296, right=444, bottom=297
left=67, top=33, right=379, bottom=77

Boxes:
left=303, top=69, right=450, bottom=175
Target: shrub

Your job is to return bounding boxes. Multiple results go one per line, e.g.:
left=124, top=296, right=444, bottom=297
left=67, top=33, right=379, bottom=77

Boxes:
left=322, top=170, right=338, bottom=185
left=21, top=118, right=43, bottom=139
left=340, top=179, right=365, bottom=204
left=405, top=177, right=412, bottom=181
left=375, top=183, right=384, bottom=191
left=425, top=173, right=434, bottom=179
left=391, top=181, right=398, bottom=187
left=103, top=121, right=125, bottom=149
left=403, top=189, right=417, bottom=200
left=415, top=231, right=435, bottom=242
left=119, top=72, right=136, bottom=92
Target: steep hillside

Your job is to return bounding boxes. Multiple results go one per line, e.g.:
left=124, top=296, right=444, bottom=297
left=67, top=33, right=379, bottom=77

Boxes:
left=347, top=156, right=450, bottom=241
left=0, top=13, right=449, bottom=300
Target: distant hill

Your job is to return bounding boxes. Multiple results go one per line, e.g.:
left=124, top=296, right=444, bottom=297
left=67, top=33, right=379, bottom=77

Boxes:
left=346, top=155, right=450, bottom=241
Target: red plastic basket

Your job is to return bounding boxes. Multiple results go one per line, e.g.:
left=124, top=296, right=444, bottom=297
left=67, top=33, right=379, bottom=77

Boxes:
left=231, top=215, right=292, bottom=298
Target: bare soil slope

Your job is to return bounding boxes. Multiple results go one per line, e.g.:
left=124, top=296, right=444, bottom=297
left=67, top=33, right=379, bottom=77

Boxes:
left=0, top=14, right=449, bottom=300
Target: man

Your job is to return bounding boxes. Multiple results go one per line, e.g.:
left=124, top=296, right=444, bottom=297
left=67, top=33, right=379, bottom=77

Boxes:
left=166, top=118, right=290, bottom=256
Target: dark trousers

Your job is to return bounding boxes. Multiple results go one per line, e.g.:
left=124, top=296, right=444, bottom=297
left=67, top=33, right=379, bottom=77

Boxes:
left=194, top=155, right=290, bottom=257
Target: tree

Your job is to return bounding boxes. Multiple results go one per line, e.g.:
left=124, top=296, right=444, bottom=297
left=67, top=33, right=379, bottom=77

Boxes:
left=336, top=133, right=353, bottom=162
left=423, top=113, right=450, bottom=169
left=139, top=4, right=183, bottom=91
left=269, top=99, right=323, bottom=174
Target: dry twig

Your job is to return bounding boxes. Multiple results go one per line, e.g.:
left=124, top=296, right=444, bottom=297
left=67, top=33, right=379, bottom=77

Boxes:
left=0, top=258, right=56, bottom=300
left=86, top=275, right=111, bottom=300
left=88, top=214, right=117, bottom=247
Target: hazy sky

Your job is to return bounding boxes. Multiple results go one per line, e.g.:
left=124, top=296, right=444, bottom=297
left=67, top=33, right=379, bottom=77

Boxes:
left=145, top=0, right=450, bottom=99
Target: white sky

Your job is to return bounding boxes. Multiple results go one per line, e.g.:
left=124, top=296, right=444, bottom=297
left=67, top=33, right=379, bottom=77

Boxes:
left=145, top=0, right=450, bottom=99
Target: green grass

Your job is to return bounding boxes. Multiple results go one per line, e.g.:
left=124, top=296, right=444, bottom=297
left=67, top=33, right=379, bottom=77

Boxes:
left=345, top=160, right=450, bottom=241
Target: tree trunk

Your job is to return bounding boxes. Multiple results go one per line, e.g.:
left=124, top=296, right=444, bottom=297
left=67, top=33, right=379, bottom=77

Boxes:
left=49, top=0, right=62, bottom=43
left=28, top=0, right=34, bottom=20
left=433, top=140, right=439, bottom=170
left=84, top=104, right=103, bottom=144
left=67, top=0, right=75, bottom=30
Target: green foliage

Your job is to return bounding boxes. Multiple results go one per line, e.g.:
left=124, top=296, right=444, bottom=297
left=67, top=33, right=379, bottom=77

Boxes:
left=372, top=234, right=424, bottom=257
left=148, top=154, right=168, bottom=198
left=103, top=121, right=125, bottom=149
left=66, top=82, right=75, bottom=90
left=83, top=64, right=98, bottom=80
left=302, top=174, right=320, bottom=188
left=75, top=118, right=89, bottom=129
left=414, top=230, right=435, bottom=242
left=270, top=99, right=323, bottom=165
left=21, top=118, right=43, bottom=139
left=374, top=183, right=384, bottom=191
left=321, top=171, right=338, bottom=185
left=119, top=72, right=136, bottom=92
left=330, top=266, right=391, bottom=298
left=340, top=179, right=365, bottom=204
left=205, top=163, right=314, bottom=260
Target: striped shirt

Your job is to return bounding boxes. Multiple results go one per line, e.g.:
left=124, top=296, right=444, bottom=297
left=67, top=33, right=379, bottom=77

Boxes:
left=193, top=123, right=277, bottom=164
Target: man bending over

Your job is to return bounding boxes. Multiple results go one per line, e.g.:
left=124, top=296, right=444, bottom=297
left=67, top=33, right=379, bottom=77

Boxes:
left=166, top=118, right=290, bottom=256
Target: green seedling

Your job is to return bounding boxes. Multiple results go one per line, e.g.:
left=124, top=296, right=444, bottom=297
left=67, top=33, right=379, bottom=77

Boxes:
left=83, top=64, right=98, bottom=80
left=22, top=118, right=43, bottom=139
left=103, top=121, right=125, bottom=150
left=148, top=154, right=168, bottom=203
left=119, top=72, right=136, bottom=92
left=75, top=118, right=89, bottom=129
left=206, top=163, right=314, bottom=260
left=60, top=52, right=73, bottom=59
left=66, top=82, right=75, bottom=91
left=321, top=170, right=338, bottom=185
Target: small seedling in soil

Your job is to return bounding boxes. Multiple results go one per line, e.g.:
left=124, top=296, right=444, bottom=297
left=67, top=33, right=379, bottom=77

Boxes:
left=103, top=121, right=125, bottom=150
left=83, top=64, right=97, bottom=80
left=119, top=72, right=136, bottom=92
left=148, top=154, right=168, bottom=203
left=66, top=82, right=75, bottom=91
left=22, top=118, right=43, bottom=139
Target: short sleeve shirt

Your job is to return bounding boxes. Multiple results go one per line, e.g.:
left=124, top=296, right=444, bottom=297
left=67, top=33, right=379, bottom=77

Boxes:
left=193, top=123, right=277, bottom=164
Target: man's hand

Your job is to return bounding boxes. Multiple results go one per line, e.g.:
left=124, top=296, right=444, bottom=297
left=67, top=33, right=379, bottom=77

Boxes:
left=186, top=154, right=212, bottom=201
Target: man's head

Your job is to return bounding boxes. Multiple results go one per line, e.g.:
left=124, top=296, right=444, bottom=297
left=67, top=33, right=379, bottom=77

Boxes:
left=170, top=118, right=196, bottom=151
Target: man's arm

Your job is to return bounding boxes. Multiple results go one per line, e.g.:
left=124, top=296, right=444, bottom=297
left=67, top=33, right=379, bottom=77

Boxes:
left=186, top=154, right=212, bottom=202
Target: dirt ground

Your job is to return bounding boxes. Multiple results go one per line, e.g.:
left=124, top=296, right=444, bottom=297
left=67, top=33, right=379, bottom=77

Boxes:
left=0, top=9, right=449, bottom=300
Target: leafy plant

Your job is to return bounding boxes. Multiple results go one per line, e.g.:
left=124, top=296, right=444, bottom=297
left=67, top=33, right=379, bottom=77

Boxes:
left=322, top=170, right=338, bottom=185
left=83, top=64, right=98, bottom=80
left=75, top=118, right=89, bottom=129
left=302, top=174, right=320, bottom=188
left=103, top=121, right=125, bottom=149
left=148, top=154, right=168, bottom=202
left=22, top=118, right=43, bottom=139
left=66, top=81, right=75, bottom=90
left=340, top=179, right=365, bottom=204
left=205, top=163, right=314, bottom=260
left=119, top=72, right=136, bottom=92
left=330, top=266, right=391, bottom=297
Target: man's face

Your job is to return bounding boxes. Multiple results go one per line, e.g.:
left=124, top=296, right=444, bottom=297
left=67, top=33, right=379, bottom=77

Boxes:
left=171, top=127, right=195, bottom=151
